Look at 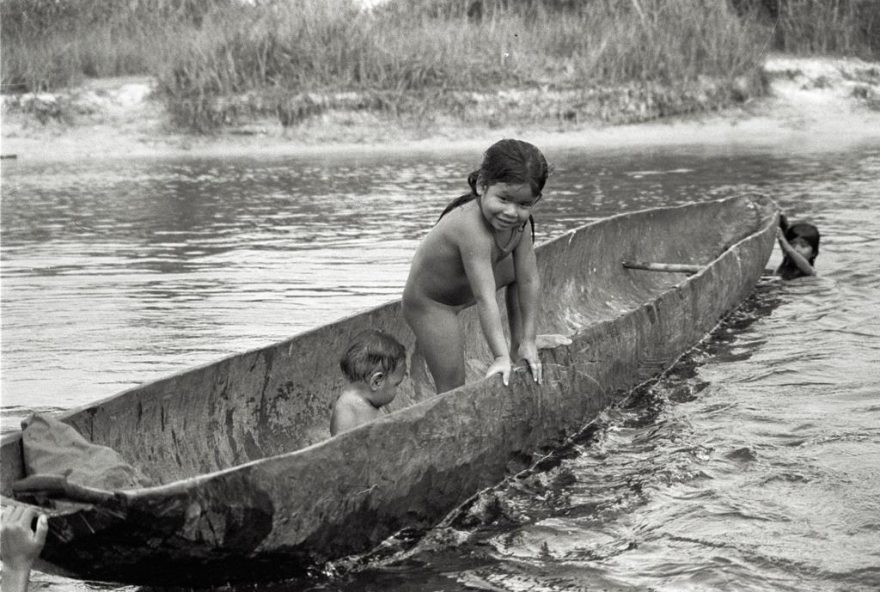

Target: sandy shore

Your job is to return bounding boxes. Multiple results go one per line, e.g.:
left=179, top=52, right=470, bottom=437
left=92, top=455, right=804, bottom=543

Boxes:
left=2, top=55, right=879, bottom=163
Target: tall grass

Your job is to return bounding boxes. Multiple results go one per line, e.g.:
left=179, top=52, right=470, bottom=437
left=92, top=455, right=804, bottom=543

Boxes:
left=153, top=0, right=770, bottom=129
left=774, top=0, right=880, bottom=56
left=2, top=0, right=877, bottom=131
left=0, top=0, right=221, bottom=92
left=166, top=0, right=768, bottom=89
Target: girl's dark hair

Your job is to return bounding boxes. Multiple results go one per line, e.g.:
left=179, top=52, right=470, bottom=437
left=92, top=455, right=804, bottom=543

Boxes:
left=340, top=330, right=406, bottom=383
left=438, top=139, right=550, bottom=228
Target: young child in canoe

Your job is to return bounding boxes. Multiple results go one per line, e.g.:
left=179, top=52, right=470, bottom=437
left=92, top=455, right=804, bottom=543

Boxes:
left=402, top=138, right=550, bottom=393
left=776, top=214, right=820, bottom=280
left=330, top=330, right=407, bottom=436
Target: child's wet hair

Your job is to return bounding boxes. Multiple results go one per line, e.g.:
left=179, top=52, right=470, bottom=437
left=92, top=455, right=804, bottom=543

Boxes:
left=439, top=139, right=550, bottom=224
left=340, top=330, right=406, bottom=383
left=468, top=138, right=550, bottom=198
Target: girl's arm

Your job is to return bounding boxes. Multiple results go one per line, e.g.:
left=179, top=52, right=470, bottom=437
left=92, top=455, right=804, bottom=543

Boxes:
left=512, top=230, right=542, bottom=383
left=777, top=228, right=815, bottom=276
left=460, top=236, right=512, bottom=385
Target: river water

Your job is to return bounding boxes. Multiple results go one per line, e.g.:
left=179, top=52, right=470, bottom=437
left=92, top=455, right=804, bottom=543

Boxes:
left=1, top=139, right=879, bottom=591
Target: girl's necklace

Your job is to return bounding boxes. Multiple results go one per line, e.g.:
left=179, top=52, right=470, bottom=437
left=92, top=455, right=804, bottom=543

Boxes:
left=475, top=197, right=526, bottom=253
left=493, top=223, right=525, bottom=254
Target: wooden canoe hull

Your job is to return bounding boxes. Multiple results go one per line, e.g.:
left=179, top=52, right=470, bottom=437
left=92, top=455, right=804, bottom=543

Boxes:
left=1, top=195, right=778, bottom=585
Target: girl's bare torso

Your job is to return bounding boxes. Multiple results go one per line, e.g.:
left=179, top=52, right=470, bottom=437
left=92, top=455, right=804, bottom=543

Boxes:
left=404, top=201, right=521, bottom=308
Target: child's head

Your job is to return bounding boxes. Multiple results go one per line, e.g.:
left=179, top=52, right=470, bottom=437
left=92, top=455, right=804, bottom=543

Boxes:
left=468, top=139, right=550, bottom=200
left=785, top=222, right=820, bottom=264
left=340, top=330, right=407, bottom=406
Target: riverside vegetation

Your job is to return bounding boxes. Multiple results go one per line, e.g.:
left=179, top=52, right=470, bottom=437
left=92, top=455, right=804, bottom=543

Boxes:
left=2, top=0, right=879, bottom=134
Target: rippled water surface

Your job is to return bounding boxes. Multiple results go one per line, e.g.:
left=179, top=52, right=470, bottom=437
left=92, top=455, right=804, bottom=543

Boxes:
left=2, top=140, right=879, bottom=591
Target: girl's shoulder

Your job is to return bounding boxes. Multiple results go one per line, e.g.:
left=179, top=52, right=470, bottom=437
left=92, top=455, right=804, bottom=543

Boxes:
left=435, top=202, right=492, bottom=246
left=437, top=199, right=481, bottom=227
left=438, top=193, right=477, bottom=221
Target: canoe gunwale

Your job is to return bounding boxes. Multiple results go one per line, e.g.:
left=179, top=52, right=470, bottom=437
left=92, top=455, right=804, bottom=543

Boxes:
left=3, top=194, right=778, bottom=504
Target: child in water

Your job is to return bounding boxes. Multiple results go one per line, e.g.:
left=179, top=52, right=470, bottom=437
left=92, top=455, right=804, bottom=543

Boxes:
left=776, top=214, right=820, bottom=279
left=330, top=330, right=407, bottom=436
left=403, top=139, right=549, bottom=393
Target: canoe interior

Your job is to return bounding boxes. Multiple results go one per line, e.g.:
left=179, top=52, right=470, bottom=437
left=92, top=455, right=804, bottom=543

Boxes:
left=1, top=195, right=774, bottom=493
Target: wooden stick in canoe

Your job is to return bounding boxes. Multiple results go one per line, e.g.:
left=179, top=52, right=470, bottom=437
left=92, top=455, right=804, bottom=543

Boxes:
left=622, top=260, right=704, bottom=274
left=13, top=474, right=118, bottom=505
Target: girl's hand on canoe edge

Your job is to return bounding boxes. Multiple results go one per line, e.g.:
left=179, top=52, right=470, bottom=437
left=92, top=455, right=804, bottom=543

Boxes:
left=517, top=341, right=542, bottom=385
left=486, top=356, right=512, bottom=386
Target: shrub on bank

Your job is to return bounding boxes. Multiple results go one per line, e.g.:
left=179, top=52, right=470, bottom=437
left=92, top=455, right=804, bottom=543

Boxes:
left=0, top=0, right=225, bottom=93
left=157, top=0, right=769, bottom=130
left=1, top=0, right=877, bottom=131
left=733, top=0, right=880, bottom=57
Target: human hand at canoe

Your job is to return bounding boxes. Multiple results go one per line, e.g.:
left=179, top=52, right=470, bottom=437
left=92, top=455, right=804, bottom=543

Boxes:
left=776, top=227, right=792, bottom=251
left=1, top=504, right=47, bottom=592
left=778, top=212, right=790, bottom=232
left=485, top=356, right=512, bottom=386
left=517, top=341, right=542, bottom=385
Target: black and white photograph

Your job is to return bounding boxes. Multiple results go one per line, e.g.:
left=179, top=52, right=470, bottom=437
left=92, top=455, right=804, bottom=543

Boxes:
left=2, top=1, right=879, bottom=591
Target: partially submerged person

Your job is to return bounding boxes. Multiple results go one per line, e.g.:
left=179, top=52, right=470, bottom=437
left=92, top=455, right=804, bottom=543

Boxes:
left=330, top=330, right=407, bottom=436
left=402, top=138, right=550, bottom=393
left=776, top=214, right=820, bottom=280
left=1, top=505, right=47, bottom=592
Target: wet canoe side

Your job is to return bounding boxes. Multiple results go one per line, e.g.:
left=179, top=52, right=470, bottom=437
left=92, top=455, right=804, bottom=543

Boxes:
left=1, top=196, right=777, bottom=585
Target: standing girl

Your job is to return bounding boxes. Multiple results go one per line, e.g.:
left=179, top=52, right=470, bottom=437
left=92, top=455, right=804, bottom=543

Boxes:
left=402, top=139, right=549, bottom=394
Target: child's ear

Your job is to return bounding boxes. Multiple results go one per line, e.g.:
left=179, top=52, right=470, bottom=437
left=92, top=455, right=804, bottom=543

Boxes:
left=369, top=371, right=385, bottom=391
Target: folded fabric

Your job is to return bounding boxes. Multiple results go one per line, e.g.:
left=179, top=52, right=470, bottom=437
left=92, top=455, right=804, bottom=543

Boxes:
left=21, top=413, right=152, bottom=491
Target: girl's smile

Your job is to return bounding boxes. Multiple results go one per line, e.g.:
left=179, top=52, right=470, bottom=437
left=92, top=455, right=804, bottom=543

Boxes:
left=479, top=182, right=539, bottom=231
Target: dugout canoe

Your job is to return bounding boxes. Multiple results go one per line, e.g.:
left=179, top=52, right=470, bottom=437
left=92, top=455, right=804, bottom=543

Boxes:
left=0, top=194, right=778, bottom=586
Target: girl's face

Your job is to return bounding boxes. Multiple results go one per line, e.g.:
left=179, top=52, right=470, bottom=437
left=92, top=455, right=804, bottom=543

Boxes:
left=791, top=237, right=814, bottom=260
left=479, top=182, right=540, bottom=231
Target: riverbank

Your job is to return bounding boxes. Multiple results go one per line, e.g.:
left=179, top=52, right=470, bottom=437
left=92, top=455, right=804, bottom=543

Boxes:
left=2, top=54, right=879, bottom=163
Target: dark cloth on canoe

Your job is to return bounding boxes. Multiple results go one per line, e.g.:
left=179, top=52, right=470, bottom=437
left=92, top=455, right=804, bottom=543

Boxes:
left=21, top=413, right=152, bottom=490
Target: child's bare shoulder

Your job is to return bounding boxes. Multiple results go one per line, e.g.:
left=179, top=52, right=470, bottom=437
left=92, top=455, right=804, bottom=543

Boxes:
left=330, top=388, right=375, bottom=435
left=333, top=388, right=366, bottom=409
left=437, top=201, right=491, bottom=246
